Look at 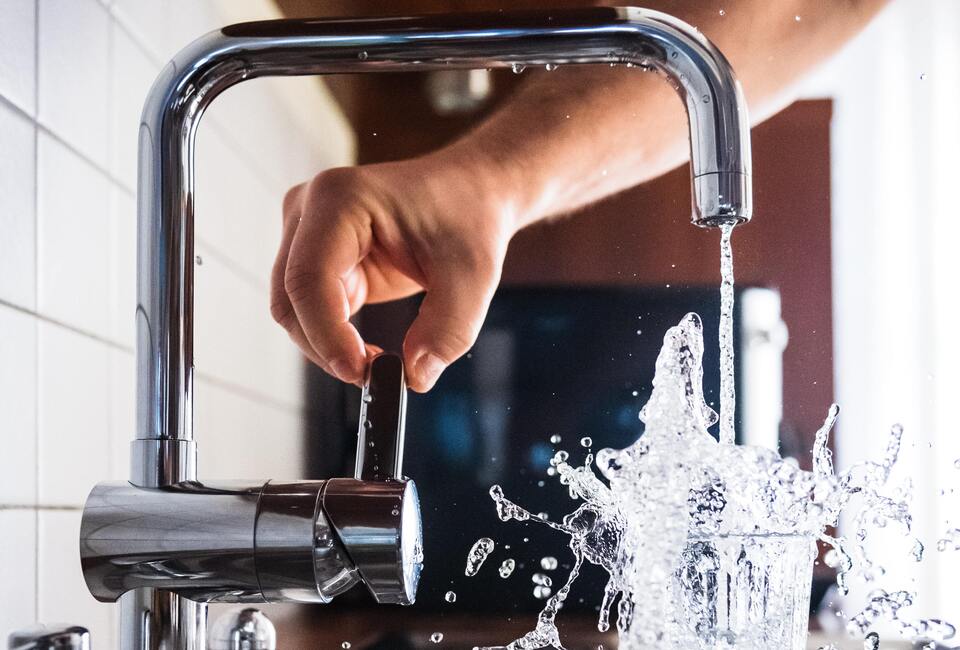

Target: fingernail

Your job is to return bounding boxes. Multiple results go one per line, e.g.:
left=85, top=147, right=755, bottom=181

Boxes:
left=415, top=352, right=446, bottom=391
left=330, top=358, right=358, bottom=383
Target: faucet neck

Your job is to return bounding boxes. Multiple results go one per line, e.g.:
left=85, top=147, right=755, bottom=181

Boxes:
left=135, top=6, right=752, bottom=482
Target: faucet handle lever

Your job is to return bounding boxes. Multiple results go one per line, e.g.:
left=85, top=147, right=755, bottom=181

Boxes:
left=355, top=353, right=407, bottom=481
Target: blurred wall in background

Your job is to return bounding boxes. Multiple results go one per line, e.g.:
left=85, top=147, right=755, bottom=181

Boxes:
left=800, top=0, right=960, bottom=631
left=0, top=0, right=353, bottom=644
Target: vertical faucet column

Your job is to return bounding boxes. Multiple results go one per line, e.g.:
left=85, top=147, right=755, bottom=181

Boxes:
left=123, top=7, right=751, bottom=649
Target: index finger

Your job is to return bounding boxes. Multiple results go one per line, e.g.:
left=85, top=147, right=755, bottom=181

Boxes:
left=284, top=199, right=371, bottom=385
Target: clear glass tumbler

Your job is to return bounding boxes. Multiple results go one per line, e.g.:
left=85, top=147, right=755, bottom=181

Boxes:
left=619, top=533, right=816, bottom=649
left=666, top=533, right=817, bottom=650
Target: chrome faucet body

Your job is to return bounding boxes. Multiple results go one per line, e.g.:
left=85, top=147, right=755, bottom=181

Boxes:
left=79, top=7, right=751, bottom=649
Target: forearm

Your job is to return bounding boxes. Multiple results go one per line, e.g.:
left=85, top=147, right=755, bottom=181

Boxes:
left=428, top=0, right=888, bottom=231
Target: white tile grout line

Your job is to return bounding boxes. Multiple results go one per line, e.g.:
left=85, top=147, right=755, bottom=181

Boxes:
left=1, top=297, right=304, bottom=413
left=0, top=504, right=83, bottom=512
left=106, top=0, right=118, bottom=488
left=195, top=371, right=304, bottom=414
left=0, top=297, right=133, bottom=354
left=2, top=91, right=278, bottom=298
left=0, top=92, right=135, bottom=197
left=106, top=4, right=299, bottom=197
left=33, top=1, right=41, bottom=621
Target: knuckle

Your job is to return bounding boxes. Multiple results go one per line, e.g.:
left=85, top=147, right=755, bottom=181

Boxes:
left=431, top=315, right=478, bottom=362
left=307, top=166, right=362, bottom=198
left=283, top=265, right=318, bottom=305
left=269, top=297, right=295, bottom=328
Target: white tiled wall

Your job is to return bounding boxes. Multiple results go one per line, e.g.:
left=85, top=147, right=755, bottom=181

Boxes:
left=0, top=0, right=355, bottom=645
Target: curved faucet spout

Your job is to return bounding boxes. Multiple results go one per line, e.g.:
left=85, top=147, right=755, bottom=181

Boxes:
left=135, top=5, right=752, bottom=471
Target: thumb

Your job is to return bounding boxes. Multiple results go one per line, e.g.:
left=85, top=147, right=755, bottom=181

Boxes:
left=402, top=259, right=500, bottom=392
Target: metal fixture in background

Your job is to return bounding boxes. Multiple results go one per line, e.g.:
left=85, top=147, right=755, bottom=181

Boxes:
left=426, top=69, right=493, bottom=114
left=207, top=608, right=276, bottom=650
left=80, top=6, right=752, bottom=649
left=7, top=624, right=90, bottom=650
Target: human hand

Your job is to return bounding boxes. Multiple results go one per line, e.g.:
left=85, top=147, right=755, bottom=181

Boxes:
left=271, top=150, right=519, bottom=392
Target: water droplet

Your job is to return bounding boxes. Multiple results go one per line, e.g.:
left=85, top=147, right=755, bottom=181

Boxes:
left=195, top=255, right=203, bottom=266
left=511, top=62, right=526, bottom=74
left=537, top=511, right=549, bottom=520
left=550, top=434, right=562, bottom=444
left=911, top=539, right=924, bottom=562
left=464, top=537, right=495, bottom=576
left=362, top=393, right=374, bottom=403
left=532, top=572, right=553, bottom=587
left=533, top=585, right=552, bottom=599
left=430, top=632, right=444, bottom=643
left=537, top=480, right=545, bottom=487
left=702, top=94, right=711, bottom=103
left=794, top=14, right=802, bottom=21
left=636, top=329, right=642, bottom=335
left=954, top=458, right=960, bottom=469
left=341, top=643, right=351, bottom=649
left=719, top=9, right=726, bottom=16
left=498, top=558, right=516, bottom=578
left=540, top=556, right=558, bottom=571
left=863, top=632, right=879, bottom=650
left=580, top=436, right=593, bottom=448
left=367, top=441, right=375, bottom=448
left=357, top=51, right=368, bottom=60
left=444, top=590, right=457, bottom=603
left=631, top=390, right=639, bottom=396
left=546, top=467, right=557, bottom=476
left=545, top=63, right=558, bottom=72
left=391, top=508, right=399, bottom=516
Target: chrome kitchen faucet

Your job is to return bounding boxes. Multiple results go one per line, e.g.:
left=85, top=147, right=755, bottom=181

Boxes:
left=77, top=7, right=752, bottom=649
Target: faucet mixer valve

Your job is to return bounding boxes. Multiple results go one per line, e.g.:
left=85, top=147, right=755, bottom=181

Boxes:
left=79, top=353, right=422, bottom=606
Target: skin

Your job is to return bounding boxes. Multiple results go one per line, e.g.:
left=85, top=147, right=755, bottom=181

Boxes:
left=271, top=0, right=889, bottom=392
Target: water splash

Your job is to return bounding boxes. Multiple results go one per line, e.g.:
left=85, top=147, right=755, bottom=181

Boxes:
left=845, top=590, right=955, bottom=642
left=477, top=313, right=954, bottom=649
left=936, top=528, right=960, bottom=551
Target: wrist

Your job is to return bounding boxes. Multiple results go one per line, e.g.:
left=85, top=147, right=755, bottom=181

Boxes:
left=419, top=137, right=540, bottom=236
